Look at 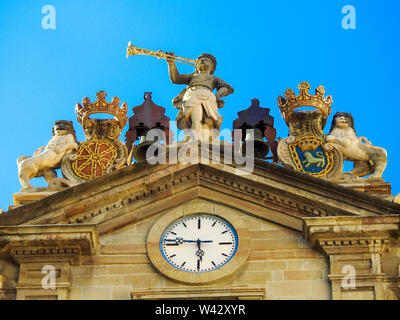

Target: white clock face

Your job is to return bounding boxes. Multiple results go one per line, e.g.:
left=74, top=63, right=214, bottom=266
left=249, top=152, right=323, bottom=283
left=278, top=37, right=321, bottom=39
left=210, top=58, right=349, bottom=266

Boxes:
left=160, top=214, right=238, bottom=273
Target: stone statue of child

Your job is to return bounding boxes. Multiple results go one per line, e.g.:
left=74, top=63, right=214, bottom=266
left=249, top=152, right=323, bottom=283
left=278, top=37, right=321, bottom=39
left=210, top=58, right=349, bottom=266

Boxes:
left=166, top=53, right=234, bottom=141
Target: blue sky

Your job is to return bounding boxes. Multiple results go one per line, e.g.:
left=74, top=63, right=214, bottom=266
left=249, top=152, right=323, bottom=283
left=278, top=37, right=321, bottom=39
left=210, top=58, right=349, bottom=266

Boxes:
left=0, top=0, right=399, bottom=210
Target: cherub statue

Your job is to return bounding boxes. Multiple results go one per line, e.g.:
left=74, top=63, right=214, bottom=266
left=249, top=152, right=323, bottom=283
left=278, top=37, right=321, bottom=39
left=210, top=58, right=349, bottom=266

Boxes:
left=166, top=53, right=234, bottom=141
left=17, top=120, right=79, bottom=189
left=326, top=112, right=387, bottom=178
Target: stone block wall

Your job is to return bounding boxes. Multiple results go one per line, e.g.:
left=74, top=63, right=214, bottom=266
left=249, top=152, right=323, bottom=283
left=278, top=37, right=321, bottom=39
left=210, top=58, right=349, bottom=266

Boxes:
left=68, top=208, right=331, bottom=300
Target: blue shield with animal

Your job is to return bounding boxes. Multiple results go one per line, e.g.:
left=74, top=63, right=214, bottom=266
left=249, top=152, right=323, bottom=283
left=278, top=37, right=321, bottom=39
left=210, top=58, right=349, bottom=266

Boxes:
left=289, top=137, right=334, bottom=177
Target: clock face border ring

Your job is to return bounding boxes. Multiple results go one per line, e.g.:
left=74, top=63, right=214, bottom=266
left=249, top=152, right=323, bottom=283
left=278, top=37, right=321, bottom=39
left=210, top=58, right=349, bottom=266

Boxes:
left=147, top=209, right=250, bottom=285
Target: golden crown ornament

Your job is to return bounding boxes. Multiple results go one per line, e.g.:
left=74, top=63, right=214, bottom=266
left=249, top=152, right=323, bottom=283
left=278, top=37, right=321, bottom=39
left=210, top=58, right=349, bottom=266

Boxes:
left=75, top=91, right=128, bottom=132
left=278, top=82, right=332, bottom=124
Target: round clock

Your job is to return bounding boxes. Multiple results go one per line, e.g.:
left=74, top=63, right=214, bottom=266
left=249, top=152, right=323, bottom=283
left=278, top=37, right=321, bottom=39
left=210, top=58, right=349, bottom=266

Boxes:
left=160, top=214, right=238, bottom=273
left=147, top=209, right=250, bottom=284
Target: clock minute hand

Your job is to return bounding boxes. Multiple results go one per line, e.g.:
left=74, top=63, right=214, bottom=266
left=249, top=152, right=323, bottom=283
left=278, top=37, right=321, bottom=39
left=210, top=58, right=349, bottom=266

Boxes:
left=164, top=237, right=184, bottom=245
left=163, top=238, right=213, bottom=244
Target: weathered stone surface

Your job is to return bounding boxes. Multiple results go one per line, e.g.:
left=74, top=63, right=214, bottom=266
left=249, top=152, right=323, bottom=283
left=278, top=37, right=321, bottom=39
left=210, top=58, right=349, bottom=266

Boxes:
left=303, top=215, right=400, bottom=300
left=1, top=146, right=399, bottom=300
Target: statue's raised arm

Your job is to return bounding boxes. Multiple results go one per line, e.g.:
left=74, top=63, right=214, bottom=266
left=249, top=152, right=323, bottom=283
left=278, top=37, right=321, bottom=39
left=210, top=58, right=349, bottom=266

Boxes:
left=166, top=52, right=192, bottom=85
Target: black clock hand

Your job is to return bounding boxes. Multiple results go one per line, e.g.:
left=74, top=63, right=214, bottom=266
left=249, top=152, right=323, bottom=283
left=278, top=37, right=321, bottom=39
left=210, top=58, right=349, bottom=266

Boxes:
left=195, top=249, right=204, bottom=262
left=197, top=238, right=202, bottom=262
left=164, top=237, right=184, bottom=244
left=164, top=238, right=213, bottom=245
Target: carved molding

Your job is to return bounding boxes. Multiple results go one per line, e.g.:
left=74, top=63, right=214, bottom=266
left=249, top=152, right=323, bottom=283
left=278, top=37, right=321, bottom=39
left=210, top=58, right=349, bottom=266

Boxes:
left=303, top=215, right=400, bottom=248
left=319, top=239, right=389, bottom=247
left=199, top=170, right=332, bottom=217
left=66, top=171, right=199, bottom=224
left=4, top=157, right=400, bottom=231
left=0, top=225, right=99, bottom=254
left=131, top=287, right=265, bottom=300
left=318, top=238, right=390, bottom=255
left=67, top=166, right=342, bottom=230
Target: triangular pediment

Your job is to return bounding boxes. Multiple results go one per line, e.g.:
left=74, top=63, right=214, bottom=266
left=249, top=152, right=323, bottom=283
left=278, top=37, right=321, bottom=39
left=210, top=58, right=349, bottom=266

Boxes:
left=99, top=197, right=305, bottom=257
left=1, top=158, right=400, bottom=236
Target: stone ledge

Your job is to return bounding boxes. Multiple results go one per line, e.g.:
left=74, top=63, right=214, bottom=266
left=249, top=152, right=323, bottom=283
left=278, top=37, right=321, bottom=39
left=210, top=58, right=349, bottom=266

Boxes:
left=131, top=286, right=265, bottom=300
left=338, top=180, right=391, bottom=196
left=0, top=224, right=100, bottom=258
left=12, top=188, right=66, bottom=207
left=303, top=215, right=400, bottom=248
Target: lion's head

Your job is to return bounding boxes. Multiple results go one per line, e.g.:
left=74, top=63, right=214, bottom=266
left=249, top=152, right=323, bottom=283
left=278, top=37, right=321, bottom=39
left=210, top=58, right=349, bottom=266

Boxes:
left=329, top=112, right=356, bottom=135
left=52, top=120, right=77, bottom=141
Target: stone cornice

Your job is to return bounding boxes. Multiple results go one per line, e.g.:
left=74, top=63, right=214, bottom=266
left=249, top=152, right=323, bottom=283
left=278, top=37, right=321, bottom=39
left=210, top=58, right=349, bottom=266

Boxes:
left=251, top=159, right=400, bottom=215
left=319, top=238, right=390, bottom=255
left=303, top=215, right=400, bottom=250
left=1, top=155, right=399, bottom=233
left=0, top=224, right=99, bottom=261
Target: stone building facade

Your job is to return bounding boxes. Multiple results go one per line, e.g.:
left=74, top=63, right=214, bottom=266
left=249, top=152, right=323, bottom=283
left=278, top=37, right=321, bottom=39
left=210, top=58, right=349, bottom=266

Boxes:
left=1, top=153, right=400, bottom=300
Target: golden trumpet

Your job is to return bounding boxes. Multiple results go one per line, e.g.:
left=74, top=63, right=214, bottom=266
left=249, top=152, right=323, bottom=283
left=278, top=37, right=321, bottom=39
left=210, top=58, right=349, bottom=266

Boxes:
left=126, top=42, right=199, bottom=67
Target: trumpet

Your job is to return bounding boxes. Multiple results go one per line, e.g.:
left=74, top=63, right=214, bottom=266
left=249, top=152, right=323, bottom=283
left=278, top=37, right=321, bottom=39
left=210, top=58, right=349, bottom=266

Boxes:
left=126, top=42, right=199, bottom=67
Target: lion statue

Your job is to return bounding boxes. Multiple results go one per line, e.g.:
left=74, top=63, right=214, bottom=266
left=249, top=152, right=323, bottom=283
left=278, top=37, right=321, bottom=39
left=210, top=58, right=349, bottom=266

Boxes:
left=17, top=120, right=79, bottom=190
left=326, top=112, right=387, bottom=178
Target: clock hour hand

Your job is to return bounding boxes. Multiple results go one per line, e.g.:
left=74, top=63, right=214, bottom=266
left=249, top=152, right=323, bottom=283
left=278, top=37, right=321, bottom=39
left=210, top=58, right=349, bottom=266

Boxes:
left=195, top=239, right=205, bottom=263
left=197, top=238, right=202, bottom=262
